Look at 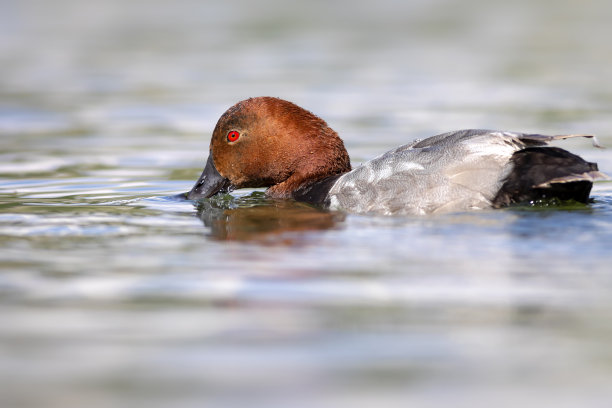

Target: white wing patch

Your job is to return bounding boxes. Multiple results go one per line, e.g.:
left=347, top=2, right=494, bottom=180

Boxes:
left=376, top=165, right=393, bottom=179
left=397, top=161, right=425, bottom=171
left=463, top=134, right=518, bottom=158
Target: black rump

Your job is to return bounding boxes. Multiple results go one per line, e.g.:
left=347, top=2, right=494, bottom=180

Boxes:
left=493, top=147, right=599, bottom=206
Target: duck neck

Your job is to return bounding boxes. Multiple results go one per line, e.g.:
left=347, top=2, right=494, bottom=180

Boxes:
left=264, top=125, right=351, bottom=202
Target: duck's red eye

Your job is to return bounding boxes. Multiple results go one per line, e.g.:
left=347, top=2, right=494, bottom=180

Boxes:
left=227, top=131, right=240, bottom=142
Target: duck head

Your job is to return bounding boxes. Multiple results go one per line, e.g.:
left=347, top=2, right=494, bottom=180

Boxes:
left=187, top=97, right=351, bottom=200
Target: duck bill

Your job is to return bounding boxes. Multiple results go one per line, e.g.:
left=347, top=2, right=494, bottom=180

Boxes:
left=187, top=154, right=233, bottom=199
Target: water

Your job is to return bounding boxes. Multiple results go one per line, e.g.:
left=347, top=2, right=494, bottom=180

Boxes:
left=2, top=0, right=612, bottom=407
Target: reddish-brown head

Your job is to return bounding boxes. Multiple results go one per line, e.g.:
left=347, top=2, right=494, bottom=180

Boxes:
left=188, top=97, right=351, bottom=199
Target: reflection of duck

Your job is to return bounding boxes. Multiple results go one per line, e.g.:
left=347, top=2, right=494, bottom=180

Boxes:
left=188, top=97, right=607, bottom=215
left=196, top=192, right=344, bottom=242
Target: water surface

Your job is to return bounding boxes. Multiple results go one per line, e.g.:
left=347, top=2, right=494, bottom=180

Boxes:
left=2, top=0, right=612, bottom=407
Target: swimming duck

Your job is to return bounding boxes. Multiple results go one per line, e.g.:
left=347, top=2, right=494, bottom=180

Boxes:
left=187, top=97, right=606, bottom=215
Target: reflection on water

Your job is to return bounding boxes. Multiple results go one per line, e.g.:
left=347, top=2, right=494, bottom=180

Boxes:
left=2, top=0, right=612, bottom=407
left=195, top=192, right=344, bottom=242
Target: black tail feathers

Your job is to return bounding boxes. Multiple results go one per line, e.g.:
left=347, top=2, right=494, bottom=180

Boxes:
left=493, top=147, right=603, bottom=207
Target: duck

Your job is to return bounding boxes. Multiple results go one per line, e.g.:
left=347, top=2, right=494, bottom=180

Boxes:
left=187, top=96, right=607, bottom=215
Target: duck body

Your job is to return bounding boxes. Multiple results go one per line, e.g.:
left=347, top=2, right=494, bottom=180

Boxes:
left=326, top=129, right=602, bottom=215
left=187, top=97, right=606, bottom=215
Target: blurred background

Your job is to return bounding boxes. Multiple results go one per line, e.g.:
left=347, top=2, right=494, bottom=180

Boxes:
left=1, top=0, right=612, bottom=407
